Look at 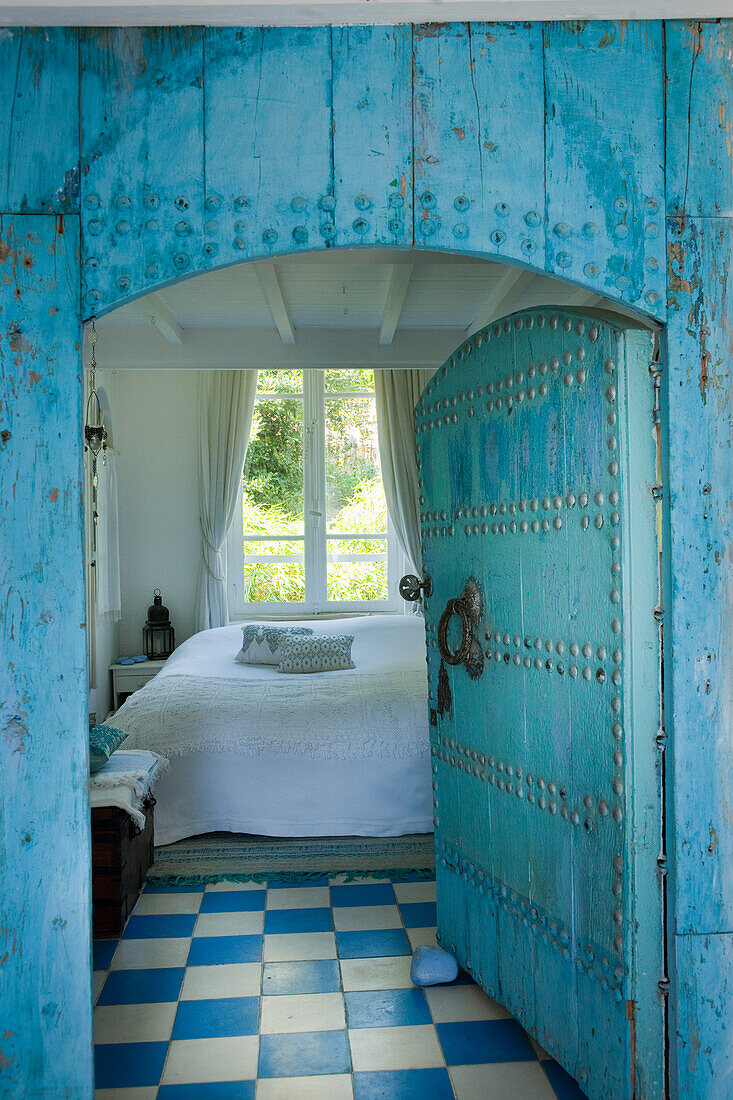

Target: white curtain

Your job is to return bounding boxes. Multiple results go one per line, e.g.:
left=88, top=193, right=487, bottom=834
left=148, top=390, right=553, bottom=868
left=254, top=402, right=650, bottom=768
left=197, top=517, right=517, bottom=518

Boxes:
left=196, top=370, right=258, bottom=631
left=374, top=368, right=435, bottom=576
left=96, top=448, right=122, bottom=622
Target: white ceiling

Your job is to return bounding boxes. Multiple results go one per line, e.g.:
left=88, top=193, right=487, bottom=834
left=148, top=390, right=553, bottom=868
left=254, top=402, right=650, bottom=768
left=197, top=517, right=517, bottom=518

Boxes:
left=96, top=248, right=644, bottom=371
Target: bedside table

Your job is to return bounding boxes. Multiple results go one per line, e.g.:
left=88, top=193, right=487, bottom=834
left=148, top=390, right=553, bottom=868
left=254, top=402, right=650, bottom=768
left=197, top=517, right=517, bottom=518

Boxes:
left=109, top=659, right=166, bottom=710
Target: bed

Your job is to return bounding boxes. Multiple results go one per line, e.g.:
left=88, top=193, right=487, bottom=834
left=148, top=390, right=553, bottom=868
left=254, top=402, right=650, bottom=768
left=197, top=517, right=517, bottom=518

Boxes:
left=111, top=614, right=433, bottom=845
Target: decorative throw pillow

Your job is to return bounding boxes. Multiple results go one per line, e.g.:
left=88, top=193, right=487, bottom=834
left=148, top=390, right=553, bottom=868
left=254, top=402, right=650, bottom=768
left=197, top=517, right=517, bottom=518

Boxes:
left=277, top=634, right=356, bottom=674
left=89, top=724, right=127, bottom=774
left=235, top=625, right=314, bottom=666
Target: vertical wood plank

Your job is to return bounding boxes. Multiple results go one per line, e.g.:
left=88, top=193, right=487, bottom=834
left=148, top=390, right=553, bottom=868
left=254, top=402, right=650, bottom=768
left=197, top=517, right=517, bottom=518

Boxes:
left=544, top=21, right=666, bottom=317
left=412, top=22, right=545, bottom=263
left=331, top=25, right=413, bottom=249
left=0, top=28, right=80, bottom=214
left=80, top=28, right=205, bottom=318
left=0, top=214, right=91, bottom=1098
left=665, top=21, right=733, bottom=218
left=205, top=26, right=332, bottom=268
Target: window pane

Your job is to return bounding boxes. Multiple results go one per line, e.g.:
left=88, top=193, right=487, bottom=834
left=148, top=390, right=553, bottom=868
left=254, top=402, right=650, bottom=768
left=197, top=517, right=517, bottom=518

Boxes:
left=244, top=397, right=304, bottom=537
left=325, top=368, right=374, bottom=393
left=256, top=369, right=303, bottom=394
left=325, top=393, right=387, bottom=537
left=327, top=537, right=387, bottom=556
left=327, top=561, right=388, bottom=602
left=244, top=560, right=305, bottom=603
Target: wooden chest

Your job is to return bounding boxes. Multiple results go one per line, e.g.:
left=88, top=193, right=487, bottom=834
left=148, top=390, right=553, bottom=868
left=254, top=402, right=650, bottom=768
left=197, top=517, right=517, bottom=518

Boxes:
left=91, top=796, right=155, bottom=938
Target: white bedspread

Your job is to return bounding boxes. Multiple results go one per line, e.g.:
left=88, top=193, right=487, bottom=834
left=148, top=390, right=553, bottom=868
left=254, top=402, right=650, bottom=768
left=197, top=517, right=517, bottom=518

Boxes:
left=111, top=615, right=433, bottom=843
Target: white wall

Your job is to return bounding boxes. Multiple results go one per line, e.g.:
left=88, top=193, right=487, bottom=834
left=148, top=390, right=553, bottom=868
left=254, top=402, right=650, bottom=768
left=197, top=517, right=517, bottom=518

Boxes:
left=87, top=373, right=119, bottom=720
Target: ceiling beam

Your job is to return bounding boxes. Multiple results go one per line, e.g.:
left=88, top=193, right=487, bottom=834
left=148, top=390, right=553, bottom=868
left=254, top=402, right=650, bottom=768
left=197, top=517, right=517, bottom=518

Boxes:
left=379, top=264, right=413, bottom=346
left=137, top=292, right=183, bottom=345
left=467, top=267, right=534, bottom=334
left=257, top=262, right=295, bottom=345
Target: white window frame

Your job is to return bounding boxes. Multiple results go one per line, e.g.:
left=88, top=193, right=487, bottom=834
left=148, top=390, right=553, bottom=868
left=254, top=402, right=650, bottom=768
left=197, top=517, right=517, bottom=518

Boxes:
left=227, top=369, right=403, bottom=619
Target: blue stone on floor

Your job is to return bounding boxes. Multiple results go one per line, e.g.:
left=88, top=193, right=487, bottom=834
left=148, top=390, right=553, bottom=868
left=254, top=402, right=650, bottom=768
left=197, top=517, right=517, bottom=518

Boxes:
left=264, top=906, right=333, bottom=934
left=158, top=1084, right=256, bottom=1099
left=354, top=1068, right=454, bottom=1099
left=97, top=967, right=185, bottom=1006
left=336, top=929, right=411, bottom=959
left=94, top=1041, right=168, bottom=1089
left=262, top=959, right=341, bottom=995
left=172, top=996, right=260, bottom=1039
left=331, top=883, right=396, bottom=907
left=258, top=1029, right=351, bottom=1078
left=92, top=939, right=118, bottom=970
left=345, top=987, right=431, bottom=1029
left=199, top=889, right=266, bottom=913
left=543, top=1059, right=590, bottom=1099
left=123, top=914, right=197, bottom=939
left=187, top=934, right=263, bottom=966
left=399, top=901, right=437, bottom=928
left=437, top=1019, right=536, bottom=1065
left=410, top=945, right=458, bottom=987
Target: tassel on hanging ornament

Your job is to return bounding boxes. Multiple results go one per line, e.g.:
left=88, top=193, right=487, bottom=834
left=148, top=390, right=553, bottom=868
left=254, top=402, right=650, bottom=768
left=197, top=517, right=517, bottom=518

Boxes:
left=437, top=659, right=452, bottom=719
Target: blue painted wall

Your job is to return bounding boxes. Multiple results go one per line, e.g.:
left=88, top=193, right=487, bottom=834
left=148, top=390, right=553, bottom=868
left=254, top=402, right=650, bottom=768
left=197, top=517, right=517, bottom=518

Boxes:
left=0, top=19, right=730, bottom=1098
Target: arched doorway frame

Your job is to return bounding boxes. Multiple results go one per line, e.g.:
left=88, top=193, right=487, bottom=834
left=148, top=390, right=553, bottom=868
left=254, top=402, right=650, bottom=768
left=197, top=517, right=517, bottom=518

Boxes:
left=1, top=19, right=730, bottom=1099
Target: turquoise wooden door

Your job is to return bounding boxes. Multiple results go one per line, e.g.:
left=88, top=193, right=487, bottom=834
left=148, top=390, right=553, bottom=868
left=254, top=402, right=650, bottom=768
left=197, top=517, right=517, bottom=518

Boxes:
left=416, top=308, right=664, bottom=1098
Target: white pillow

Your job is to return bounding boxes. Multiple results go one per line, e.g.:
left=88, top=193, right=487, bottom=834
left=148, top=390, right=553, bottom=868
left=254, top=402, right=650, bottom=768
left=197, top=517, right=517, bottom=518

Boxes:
left=235, top=625, right=314, bottom=666
left=277, top=634, right=356, bottom=674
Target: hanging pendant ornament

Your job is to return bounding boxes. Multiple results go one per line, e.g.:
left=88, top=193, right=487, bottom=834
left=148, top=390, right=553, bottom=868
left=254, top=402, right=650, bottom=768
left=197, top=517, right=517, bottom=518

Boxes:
left=84, top=321, right=107, bottom=460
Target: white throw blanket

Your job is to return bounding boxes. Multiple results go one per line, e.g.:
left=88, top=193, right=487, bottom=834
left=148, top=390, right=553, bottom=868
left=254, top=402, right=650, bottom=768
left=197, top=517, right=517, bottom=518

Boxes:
left=89, top=749, right=169, bottom=829
left=113, top=670, right=429, bottom=761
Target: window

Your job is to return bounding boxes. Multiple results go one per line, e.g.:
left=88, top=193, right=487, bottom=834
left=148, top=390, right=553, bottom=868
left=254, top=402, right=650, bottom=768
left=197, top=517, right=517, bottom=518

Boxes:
left=227, top=369, right=401, bottom=615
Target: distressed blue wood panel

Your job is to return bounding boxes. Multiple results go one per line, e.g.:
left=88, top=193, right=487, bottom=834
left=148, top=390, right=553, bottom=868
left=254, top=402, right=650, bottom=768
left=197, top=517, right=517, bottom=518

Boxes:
left=331, top=25, right=413, bottom=248
left=672, top=931, right=733, bottom=1098
left=666, top=21, right=733, bottom=218
left=0, top=215, right=91, bottom=1098
left=80, top=27, right=205, bottom=318
left=204, top=26, right=332, bottom=265
left=412, top=22, right=544, bottom=262
left=0, top=28, right=79, bottom=214
left=665, top=215, right=732, bottom=937
left=544, top=21, right=666, bottom=316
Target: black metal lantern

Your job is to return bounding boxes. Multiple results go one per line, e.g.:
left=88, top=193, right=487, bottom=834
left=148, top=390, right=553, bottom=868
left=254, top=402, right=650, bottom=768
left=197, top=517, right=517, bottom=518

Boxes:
left=143, top=589, right=175, bottom=660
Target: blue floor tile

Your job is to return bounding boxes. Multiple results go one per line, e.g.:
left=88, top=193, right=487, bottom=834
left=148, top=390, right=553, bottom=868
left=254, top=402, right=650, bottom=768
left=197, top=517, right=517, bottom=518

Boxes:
left=158, top=1084, right=256, bottom=1099
left=200, top=889, right=266, bottom=913
left=543, top=1059, right=589, bottom=1099
left=258, top=1029, right=351, bottom=1078
left=92, top=940, right=118, bottom=970
left=97, top=967, right=185, bottom=1006
left=264, top=907, right=333, bottom=934
left=262, top=959, right=341, bottom=995
left=392, top=871, right=436, bottom=883
left=336, top=929, right=411, bottom=959
left=354, top=1068, right=454, bottom=1099
left=144, top=882, right=203, bottom=893
left=345, top=988, right=431, bottom=1029
left=437, top=1019, right=536, bottom=1065
left=331, top=883, right=396, bottom=907
left=172, top=996, right=260, bottom=1039
left=399, top=901, right=437, bottom=928
left=187, top=934, right=263, bottom=966
left=94, top=1041, right=168, bottom=1088
left=122, top=914, right=196, bottom=939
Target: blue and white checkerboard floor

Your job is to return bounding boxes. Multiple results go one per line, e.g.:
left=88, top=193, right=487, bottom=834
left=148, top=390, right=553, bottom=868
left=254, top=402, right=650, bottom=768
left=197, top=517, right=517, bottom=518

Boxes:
left=92, top=875, right=587, bottom=1098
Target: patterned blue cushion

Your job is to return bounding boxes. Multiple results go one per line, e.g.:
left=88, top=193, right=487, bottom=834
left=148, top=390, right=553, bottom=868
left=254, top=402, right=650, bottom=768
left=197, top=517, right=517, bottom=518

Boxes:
left=89, top=724, right=127, bottom=774
left=277, top=634, right=356, bottom=674
left=235, top=624, right=314, bottom=666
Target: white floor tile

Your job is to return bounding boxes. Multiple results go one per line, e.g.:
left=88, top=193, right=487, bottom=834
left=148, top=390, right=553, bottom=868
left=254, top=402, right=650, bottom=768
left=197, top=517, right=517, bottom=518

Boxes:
left=406, top=926, right=438, bottom=950
left=332, top=905, right=402, bottom=932
left=94, top=1088, right=158, bottom=1099
left=194, top=910, right=264, bottom=937
left=260, top=991, right=346, bottom=1034
left=425, top=983, right=511, bottom=1023
left=181, top=962, right=262, bottom=1000
left=92, top=970, right=106, bottom=1005
left=93, top=1002, right=176, bottom=1044
left=266, top=886, right=331, bottom=910
left=133, top=891, right=202, bottom=915
left=256, top=1074, right=354, bottom=1098
left=529, top=1034, right=553, bottom=1060
left=450, top=1062, right=557, bottom=1099
left=161, top=1035, right=259, bottom=1085
left=263, top=932, right=337, bottom=962
left=110, top=937, right=191, bottom=970
left=205, top=879, right=266, bottom=891
left=339, top=955, right=414, bottom=992
left=349, top=1024, right=444, bottom=1072
left=393, top=881, right=437, bottom=903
